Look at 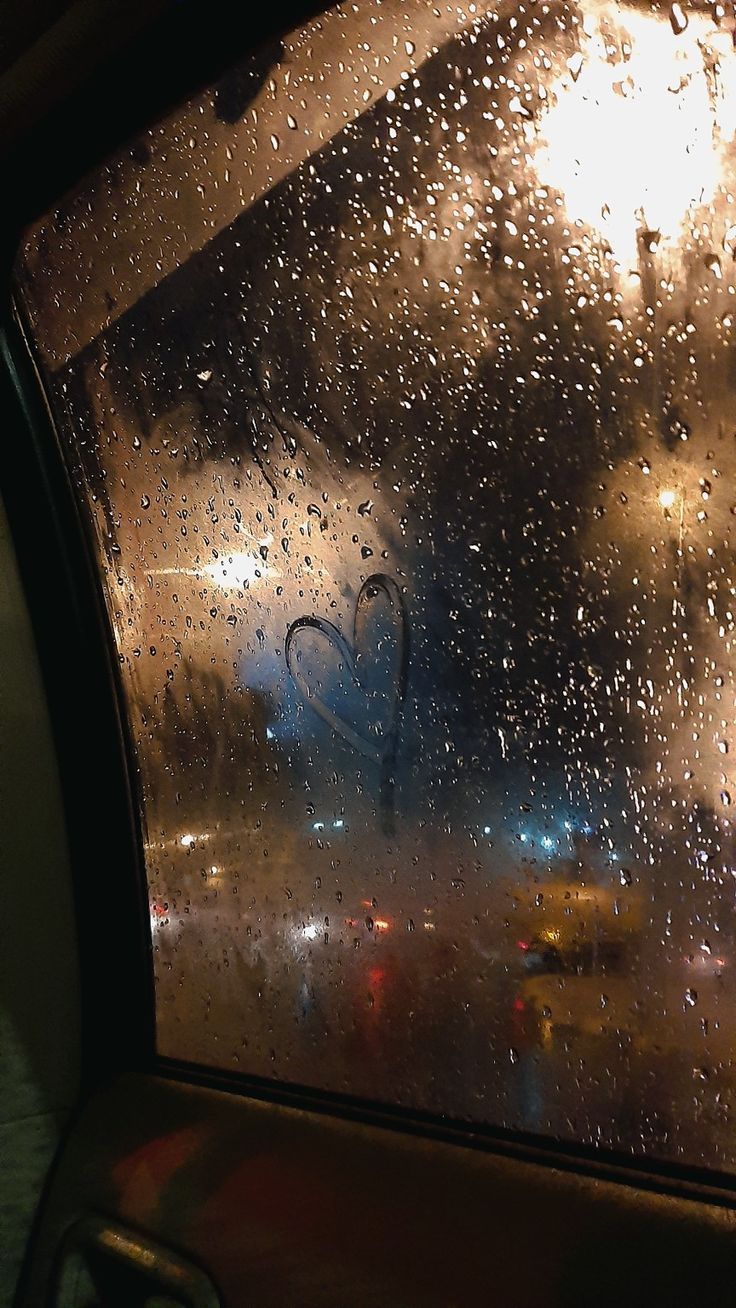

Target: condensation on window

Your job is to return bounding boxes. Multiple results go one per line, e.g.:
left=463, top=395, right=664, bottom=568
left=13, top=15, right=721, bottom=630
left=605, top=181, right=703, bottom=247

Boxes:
left=16, top=0, right=736, bottom=1172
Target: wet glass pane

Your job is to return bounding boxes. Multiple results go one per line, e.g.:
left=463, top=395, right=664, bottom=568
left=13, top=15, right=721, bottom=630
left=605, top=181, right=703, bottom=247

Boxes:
left=16, top=0, right=736, bottom=1171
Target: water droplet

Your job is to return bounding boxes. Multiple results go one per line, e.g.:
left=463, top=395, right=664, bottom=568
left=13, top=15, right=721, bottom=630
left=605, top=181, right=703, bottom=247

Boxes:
left=669, top=2, right=688, bottom=33
left=567, top=51, right=584, bottom=81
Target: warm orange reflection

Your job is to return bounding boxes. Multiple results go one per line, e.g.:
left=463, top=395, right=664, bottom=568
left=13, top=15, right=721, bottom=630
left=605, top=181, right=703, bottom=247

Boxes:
left=539, top=2, right=736, bottom=273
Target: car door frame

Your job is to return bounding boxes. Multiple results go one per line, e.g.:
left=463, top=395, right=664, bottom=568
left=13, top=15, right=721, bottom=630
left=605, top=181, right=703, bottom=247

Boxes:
left=6, top=2, right=736, bottom=1304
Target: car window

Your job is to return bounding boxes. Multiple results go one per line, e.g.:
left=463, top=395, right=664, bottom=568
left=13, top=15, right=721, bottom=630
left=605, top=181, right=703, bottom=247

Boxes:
left=15, top=0, right=736, bottom=1174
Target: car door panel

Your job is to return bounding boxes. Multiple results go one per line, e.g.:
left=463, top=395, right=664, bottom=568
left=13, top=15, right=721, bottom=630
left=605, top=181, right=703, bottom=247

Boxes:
left=18, top=1070, right=736, bottom=1308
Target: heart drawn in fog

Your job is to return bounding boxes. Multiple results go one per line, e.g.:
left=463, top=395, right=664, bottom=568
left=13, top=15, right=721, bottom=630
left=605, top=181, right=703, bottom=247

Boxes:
left=285, top=574, right=409, bottom=815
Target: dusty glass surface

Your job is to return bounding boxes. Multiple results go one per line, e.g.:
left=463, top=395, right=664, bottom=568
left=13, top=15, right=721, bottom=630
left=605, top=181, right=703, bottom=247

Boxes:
left=16, top=0, right=736, bottom=1169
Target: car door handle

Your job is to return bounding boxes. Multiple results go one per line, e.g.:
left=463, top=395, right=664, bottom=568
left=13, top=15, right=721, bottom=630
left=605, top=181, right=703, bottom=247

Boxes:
left=55, top=1214, right=221, bottom=1308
